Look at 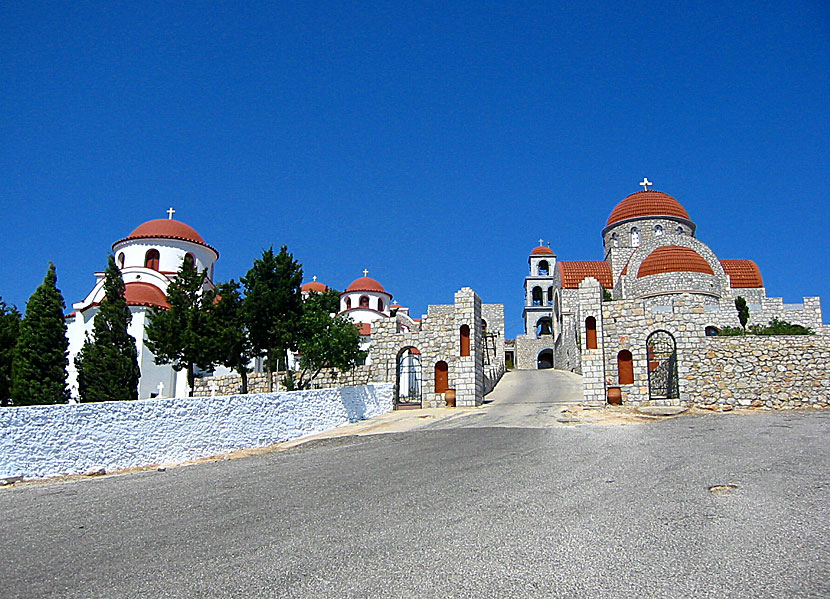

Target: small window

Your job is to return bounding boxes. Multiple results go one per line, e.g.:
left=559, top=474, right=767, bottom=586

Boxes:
left=345, top=297, right=352, bottom=310
left=705, top=326, right=719, bottom=337
left=359, top=295, right=370, bottom=308
left=676, top=226, right=684, bottom=235
left=618, top=350, right=634, bottom=384
left=532, top=286, right=543, bottom=306
left=117, top=253, right=125, bottom=268
left=482, top=320, right=488, bottom=334
left=184, top=253, right=195, bottom=267
left=538, top=260, right=549, bottom=276
left=585, top=316, right=597, bottom=350
left=377, top=298, right=384, bottom=312
left=612, top=232, right=620, bottom=247
left=547, top=287, right=553, bottom=305
left=460, top=324, right=470, bottom=357
left=144, top=249, right=160, bottom=271
left=630, top=228, right=640, bottom=247
left=654, top=225, right=664, bottom=237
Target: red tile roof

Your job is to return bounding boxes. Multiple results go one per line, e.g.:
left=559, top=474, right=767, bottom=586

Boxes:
left=301, top=281, right=328, bottom=293
left=531, top=245, right=554, bottom=255
left=637, top=246, right=713, bottom=278
left=606, top=191, right=690, bottom=226
left=721, top=259, right=763, bottom=288
left=123, top=282, right=170, bottom=309
left=558, top=261, right=614, bottom=289
left=345, top=276, right=387, bottom=294
left=114, top=219, right=218, bottom=256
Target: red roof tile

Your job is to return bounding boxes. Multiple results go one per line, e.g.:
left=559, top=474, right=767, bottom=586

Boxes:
left=123, top=282, right=170, bottom=309
left=637, top=246, right=713, bottom=278
left=721, top=259, right=763, bottom=288
left=607, top=191, right=690, bottom=226
left=531, top=245, right=554, bottom=255
left=345, top=276, right=386, bottom=294
left=558, top=261, right=614, bottom=289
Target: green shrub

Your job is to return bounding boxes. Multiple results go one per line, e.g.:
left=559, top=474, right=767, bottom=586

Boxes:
left=715, top=318, right=812, bottom=337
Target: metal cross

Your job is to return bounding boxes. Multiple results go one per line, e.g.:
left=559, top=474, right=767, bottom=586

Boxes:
left=363, top=269, right=369, bottom=277
left=312, top=275, right=317, bottom=282
left=639, top=178, right=653, bottom=191
left=166, top=207, right=176, bottom=219
left=539, top=238, right=544, bottom=246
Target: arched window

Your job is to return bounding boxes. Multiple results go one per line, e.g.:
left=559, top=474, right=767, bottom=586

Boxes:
left=434, top=361, right=449, bottom=393
left=538, top=260, right=549, bottom=276
left=377, top=298, right=384, bottom=312
left=532, top=286, right=543, bottom=306
left=359, top=295, right=370, bottom=308
left=144, top=249, right=160, bottom=271
left=705, top=326, right=719, bottom=337
left=460, top=324, right=470, bottom=357
left=184, top=253, right=195, bottom=267
left=677, top=226, right=684, bottom=235
left=482, top=319, right=488, bottom=334
left=654, top=225, right=664, bottom=237
left=630, top=228, right=640, bottom=247
left=536, top=317, right=553, bottom=336
left=585, top=316, right=597, bottom=350
left=612, top=232, right=620, bottom=247
left=345, top=297, right=352, bottom=309
left=618, top=350, right=634, bottom=384
left=117, top=253, right=125, bottom=268
left=547, top=287, right=553, bottom=305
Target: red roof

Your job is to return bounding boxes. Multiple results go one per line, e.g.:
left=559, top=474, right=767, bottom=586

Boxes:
left=345, top=276, right=387, bottom=294
left=721, top=259, right=763, bottom=288
left=558, top=261, right=614, bottom=289
left=606, top=190, right=690, bottom=226
left=638, top=246, right=713, bottom=278
left=301, top=281, right=329, bottom=293
left=531, top=245, right=554, bottom=255
left=123, top=282, right=170, bottom=309
left=358, top=323, right=371, bottom=336
left=114, top=219, right=218, bottom=255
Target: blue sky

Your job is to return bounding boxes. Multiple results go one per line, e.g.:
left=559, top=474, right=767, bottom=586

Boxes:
left=1, top=1, right=828, bottom=335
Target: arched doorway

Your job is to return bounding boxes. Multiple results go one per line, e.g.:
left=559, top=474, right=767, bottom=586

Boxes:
left=646, top=331, right=679, bottom=400
left=395, top=347, right=422, bottom=409
left=537, top=349, right=553, bottom=369
left=434, top=361, right=449, bottom=393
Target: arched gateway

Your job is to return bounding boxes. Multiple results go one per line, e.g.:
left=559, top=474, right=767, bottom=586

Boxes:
left=395, top=347, right=422, bottom=409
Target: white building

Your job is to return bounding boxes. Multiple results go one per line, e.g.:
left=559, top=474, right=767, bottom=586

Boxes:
left=66, top=212, right=219, bottom=399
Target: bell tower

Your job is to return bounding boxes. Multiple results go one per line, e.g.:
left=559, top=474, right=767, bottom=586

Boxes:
left=523, top=242, right=556, bottom=338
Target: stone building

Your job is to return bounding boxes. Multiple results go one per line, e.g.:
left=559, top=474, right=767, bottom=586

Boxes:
left=515, top=180, right=826, bottom=406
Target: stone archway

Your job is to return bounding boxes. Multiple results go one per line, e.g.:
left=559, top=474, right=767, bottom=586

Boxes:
left=537, top=349, right=553, bottom=369
left=395, top=347, right=422, bottom=409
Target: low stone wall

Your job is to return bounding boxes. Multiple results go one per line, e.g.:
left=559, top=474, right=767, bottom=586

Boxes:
left=192, top=366, right=373, bottom=397
left=0, top=383, right=394, bottom=479
left=684, top=336, right=829, bottom=408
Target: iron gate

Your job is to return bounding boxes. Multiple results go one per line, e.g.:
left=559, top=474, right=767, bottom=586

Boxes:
left=646, top=330, right=679, bottom=400
left=396, top=349, right=422, bottom=408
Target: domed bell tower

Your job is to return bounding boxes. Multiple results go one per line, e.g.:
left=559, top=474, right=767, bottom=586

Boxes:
left=523, top=242, right=556, bottom=338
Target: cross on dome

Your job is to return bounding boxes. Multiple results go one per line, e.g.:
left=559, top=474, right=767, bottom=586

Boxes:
left=166, top=207, right=176, bottom=220
left=639, top=178, right=653, bottom=191
left=312, top=275, right=317, bottom=282
left=363, top=269, right=369, bottom=277
left=539, top=238, right=544, bottom=246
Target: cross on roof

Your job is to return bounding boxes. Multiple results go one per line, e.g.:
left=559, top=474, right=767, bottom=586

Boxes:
left=639, top=178, right=653, bottom=191
left=312, top=275, right=317, bottom=282
left=363, top=269, right=369, bottom=277
left=166, top=207, right=176, bottom=219
left=539, top=238, right=544, bottom=246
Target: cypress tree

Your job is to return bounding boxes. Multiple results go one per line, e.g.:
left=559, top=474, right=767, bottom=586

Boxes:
left=75, top=255, right=141, bottom=402
left=145, top=256, right=213, bottom=396
left=735, top=296, right=750, bottom=330
left=11, top=263, right=69, bottom=405
left=0, top=298, right=21, bottom=407
left=207, top=280, right=253, bottom=394
left=241, top=246, right=303, bottom=392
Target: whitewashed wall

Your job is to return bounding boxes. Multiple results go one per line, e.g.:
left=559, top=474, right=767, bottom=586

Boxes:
left=0, top=384, right=394, bottom=479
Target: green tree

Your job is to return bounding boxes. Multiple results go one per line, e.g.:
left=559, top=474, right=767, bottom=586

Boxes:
left=11, top=263, right=69, bottom=405
left=241, top=246, right=303, bottom=391
left=75, top=255, right=140, bottom=402
left=292, top=290, right=366, bottom=390
left=0, top=298, right=21, bottom=407
left=207, top=280, right=254, bottom=394
left=145, top=256, right=213, bottom=396
left=735, top=296, right=750, bottom=330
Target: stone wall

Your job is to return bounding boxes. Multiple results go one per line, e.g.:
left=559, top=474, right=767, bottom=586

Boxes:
left=514, top=334, right=554, bottom=369
left=684, top=336, right=830, bottom=408
left=0, top=384, right=394, bottom=479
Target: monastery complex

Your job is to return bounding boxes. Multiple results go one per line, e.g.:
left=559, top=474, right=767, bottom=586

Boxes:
left=65, top=181, right=829, bottom=410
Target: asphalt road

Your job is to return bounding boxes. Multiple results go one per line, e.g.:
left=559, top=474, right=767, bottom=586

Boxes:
left=1, top=406, right=828, bottom=597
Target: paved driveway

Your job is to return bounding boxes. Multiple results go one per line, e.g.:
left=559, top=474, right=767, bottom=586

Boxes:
left=1, top=408, right=828, bottom=598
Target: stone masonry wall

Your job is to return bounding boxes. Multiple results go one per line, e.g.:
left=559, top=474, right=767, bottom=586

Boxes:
left=684, top=336, right=830, bottom=408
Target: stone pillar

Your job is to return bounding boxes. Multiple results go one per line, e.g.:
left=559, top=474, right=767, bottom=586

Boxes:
left=454, top=287, right=484, bottom=407
left=578, top=277, right=605, bottom=406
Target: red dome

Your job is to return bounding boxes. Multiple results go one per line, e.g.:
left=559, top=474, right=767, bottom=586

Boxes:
left=607, top=190, right=691, bottom=226
left=530, top=245, right=554, bottom=255
left=301, top=281, right=329, bottom=293
left=637, top=246, right=714, bottom=278
left=123, top=282, right=169, bottom=309
left=721, top=259, right=763, bottom=288
left=114, top=219, right=218, bottom=255
left=345, top=276, right=387, bottom=294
